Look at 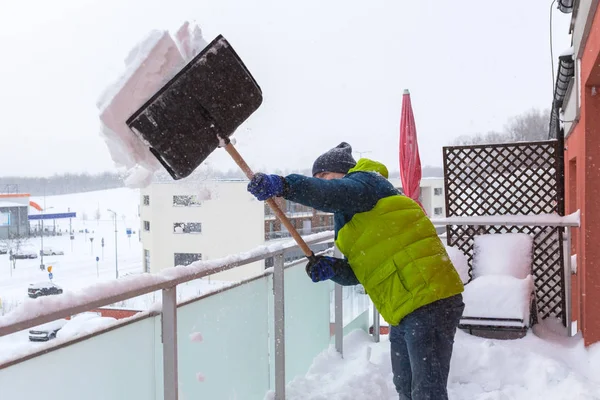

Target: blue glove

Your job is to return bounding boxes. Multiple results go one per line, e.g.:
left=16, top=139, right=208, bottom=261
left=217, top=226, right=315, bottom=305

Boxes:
left=247, top=173, right=285, bottom=201
left=305, top=255, right=341, bottom=282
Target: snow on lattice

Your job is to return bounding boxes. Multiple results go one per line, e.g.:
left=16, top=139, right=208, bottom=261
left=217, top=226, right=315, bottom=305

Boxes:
left=444, top=245, right=469, bottom=284
left=430, top=210, right=581, bottom=227
left=97, top=21, right=209, bottom=188
left=462, top=275, right=534, bottom=324
left=472, top=233, right=533, bottom=279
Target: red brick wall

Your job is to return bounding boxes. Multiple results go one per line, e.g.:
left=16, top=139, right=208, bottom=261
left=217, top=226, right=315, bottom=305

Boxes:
left=565, top=4, right=600, bottom=346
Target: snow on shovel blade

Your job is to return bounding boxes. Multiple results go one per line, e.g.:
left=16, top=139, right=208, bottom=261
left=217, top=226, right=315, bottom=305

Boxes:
left=126, top=35, right=263, bottom=180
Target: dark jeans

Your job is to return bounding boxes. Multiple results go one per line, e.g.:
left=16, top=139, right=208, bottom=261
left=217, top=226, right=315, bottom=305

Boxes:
left=389, top=294, right=464, bottom=400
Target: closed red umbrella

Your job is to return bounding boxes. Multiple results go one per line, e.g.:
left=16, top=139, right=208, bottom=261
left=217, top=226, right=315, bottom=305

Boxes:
left=399, top=89, right=425, bottom=212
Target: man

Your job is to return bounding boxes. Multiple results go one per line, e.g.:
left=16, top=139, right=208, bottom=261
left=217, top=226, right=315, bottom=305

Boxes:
left=247, top=142, right=464, bottom=400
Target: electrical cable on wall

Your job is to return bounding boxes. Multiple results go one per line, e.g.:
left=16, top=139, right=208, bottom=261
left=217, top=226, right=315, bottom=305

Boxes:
left=550, top=0, right=557, bottom=90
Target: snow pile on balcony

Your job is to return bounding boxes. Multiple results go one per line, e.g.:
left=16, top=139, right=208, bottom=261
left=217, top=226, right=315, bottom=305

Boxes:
left=271, top=319, right=600, bottom=399
left=444, top=245, right=470, bottom=284
left=462, top=274, right=534, bottom=323
left=461, top=233, right=535, bottom=323
left=472, top=233, right=533, bottom=279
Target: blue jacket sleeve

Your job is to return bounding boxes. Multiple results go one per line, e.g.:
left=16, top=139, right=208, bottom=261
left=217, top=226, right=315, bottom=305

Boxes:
left=283, top=173, right=380, bottom=214
left=330, top=258, right=360, bottom=286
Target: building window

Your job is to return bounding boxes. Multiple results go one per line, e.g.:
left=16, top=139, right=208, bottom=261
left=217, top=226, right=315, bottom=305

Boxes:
left=143, top=221, right=150, bottom=231
left=434, top=207, right=443, bottom=216
left=174, top=253, right=202, bottom=267
left=173, top=195, right=202, bottom=207
left=434, top=188, right=443, bottom=196
left=144, top=249, right=150, bottom=273
left=143, top=195, right=150, bottom=205
left=173, top=222, right=202, bottom=234
left=264, top=203, right=274, bottom=216
left=265, top=257, right=274, bottom=269
left=285, top=200, right=312, bottom=214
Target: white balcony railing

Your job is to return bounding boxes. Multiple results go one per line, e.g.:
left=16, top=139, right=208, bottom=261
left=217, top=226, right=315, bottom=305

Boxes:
left=0, top=213, right=580, bottom=399
left=0, top=231, right=373, bottom=400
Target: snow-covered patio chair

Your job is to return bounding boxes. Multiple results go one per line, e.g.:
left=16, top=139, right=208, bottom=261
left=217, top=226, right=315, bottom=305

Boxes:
left=459, top=233, right=537, bottom=339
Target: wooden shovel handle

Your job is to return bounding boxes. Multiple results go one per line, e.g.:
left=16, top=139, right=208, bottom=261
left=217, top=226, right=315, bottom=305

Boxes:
left=222, top=142, right=315, bottom=259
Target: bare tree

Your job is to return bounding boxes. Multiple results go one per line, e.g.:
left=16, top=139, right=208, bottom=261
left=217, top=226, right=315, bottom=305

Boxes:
left=11, top=234, right=28, bottom=255
left=0, top=236, right=12, bottom=269
left=450, top=108, right=551, bottom=146
left=451, top=131, right=506, bottom=146
left=95, top=206, right=101, bottom=225
left=3, top=233, right=30, bottom=268
left=504, top=108, right=550, bottom=142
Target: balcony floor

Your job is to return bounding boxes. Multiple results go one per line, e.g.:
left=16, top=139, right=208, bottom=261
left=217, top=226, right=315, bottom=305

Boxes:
left=267, top=320, right=600, bottom=400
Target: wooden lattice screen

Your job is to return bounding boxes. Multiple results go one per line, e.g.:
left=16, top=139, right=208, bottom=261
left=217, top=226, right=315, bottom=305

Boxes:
left=443, top=140, right=566, bottom=324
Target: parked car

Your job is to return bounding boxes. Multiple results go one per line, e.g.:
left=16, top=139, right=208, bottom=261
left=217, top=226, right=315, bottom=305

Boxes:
left=42, top=247, right=64, bottom=256
left=0, top=243, right=8, bottom=255
left=13, top=248, right=38, bottom=259
left=56, top=314, right=116, bottom=340
left=28, top=319, right=68, bottom=342
left=28, top=282, right=63, bottom=298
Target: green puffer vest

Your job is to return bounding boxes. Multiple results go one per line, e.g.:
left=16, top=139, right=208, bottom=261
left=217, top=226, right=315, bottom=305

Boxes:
left=335, top=189, right=464, bottom=325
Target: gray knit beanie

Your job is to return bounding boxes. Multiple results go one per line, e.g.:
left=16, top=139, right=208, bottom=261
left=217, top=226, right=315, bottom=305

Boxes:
left=312, top=142, right=357, bottom=177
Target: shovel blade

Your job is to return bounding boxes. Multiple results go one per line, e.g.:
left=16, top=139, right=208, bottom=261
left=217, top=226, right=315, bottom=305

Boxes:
left=126, top=35, right=263, bottom=180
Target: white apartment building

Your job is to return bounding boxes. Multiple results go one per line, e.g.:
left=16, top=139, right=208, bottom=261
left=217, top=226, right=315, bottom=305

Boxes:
left=140, top=176, right=446, bottom=280
left=388, top=177, right=446, bottom=217
left=139, top=179, right=265, bottom=281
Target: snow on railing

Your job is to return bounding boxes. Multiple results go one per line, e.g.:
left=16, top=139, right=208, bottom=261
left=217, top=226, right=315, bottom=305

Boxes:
left=430, top=211, right=580, bottom=227
left=1, top=230, right=336, bottom=400
left=0, top=231, right=335, bottom=337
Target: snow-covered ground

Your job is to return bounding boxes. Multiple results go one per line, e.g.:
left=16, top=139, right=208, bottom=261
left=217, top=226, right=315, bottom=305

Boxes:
left=0, top=188, right=143, bottom=362
left=1, top=188, right=142, bottom=313
left=273, top=319, right=600, bottom=400
left=0, top=187, right=230, bottom=363
left=0, top=188, right=146, bottom=313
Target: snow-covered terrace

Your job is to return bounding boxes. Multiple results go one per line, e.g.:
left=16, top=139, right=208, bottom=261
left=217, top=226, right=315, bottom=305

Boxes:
left=0, top=214, right=586, bottom=400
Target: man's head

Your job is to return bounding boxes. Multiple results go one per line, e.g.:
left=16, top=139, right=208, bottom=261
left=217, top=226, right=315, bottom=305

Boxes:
left=312, top=142, right=357, bottom=179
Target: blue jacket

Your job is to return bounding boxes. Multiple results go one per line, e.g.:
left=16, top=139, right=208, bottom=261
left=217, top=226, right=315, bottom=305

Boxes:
left=284, top=164, right=399, bottom=286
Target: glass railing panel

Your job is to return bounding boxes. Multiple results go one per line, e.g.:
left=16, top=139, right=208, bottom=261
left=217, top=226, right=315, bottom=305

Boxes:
left=154, top=277, right=271, bottom=400
left=267, top=261, right=331, bottom=389
left=0, top=317, right=156, bottom=400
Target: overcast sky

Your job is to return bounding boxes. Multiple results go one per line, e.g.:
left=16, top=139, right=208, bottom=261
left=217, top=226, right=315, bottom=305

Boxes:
left=0, top=0, right=572, bottom=177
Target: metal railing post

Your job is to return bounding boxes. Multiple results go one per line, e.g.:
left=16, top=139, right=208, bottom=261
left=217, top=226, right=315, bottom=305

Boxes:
left=333, top=247, right=344, bottom=356
left=162, top=286, right=179, bottom=400
left=273, top=252, right=285, bottom=400
left=564, top=227, right=573, bottom=336
left=334, top=284, right=343, bottom=356
left=372, top=305, right=380, bottom=343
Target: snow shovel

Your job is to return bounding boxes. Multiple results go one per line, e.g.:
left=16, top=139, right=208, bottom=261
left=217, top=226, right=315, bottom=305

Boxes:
left=126, top=35, right=316, bottom=260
